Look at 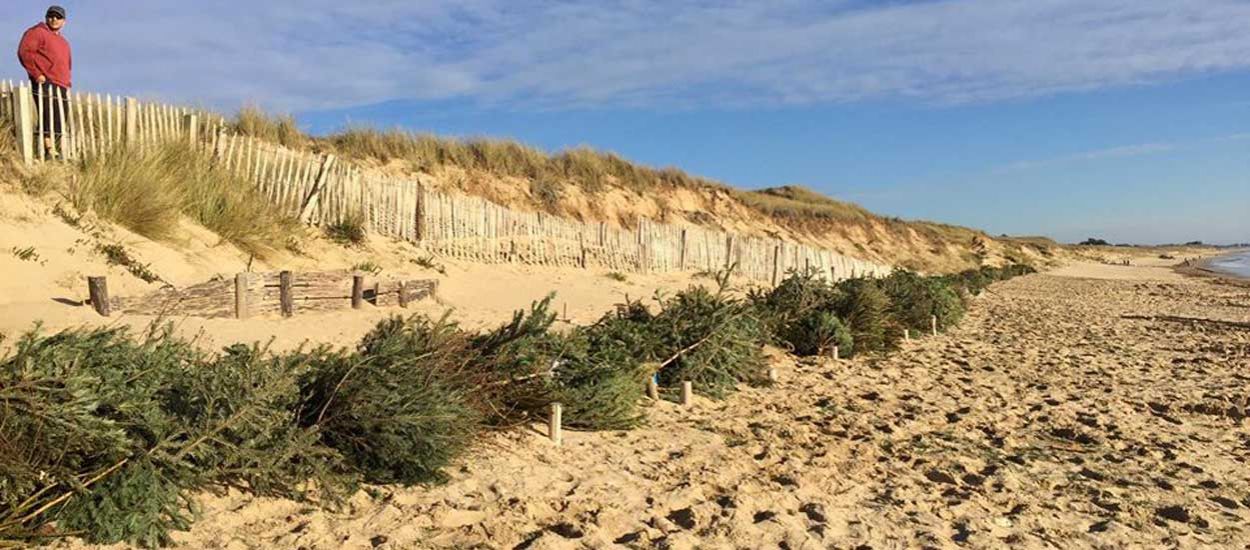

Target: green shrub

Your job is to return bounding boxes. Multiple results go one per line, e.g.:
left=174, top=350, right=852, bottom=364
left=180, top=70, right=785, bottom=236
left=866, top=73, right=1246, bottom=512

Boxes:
left=832, top=278, right=899, bottom=356
left=749, top=268, right=841, bottom=336
left=879, top=269, right=965, bottom=334
left=0, top=327, right=342, bottom=547
left=469, top=296, right=570, bottom=424
left=650, top=280, right=769, bottom=399
left=559, top=301, right=657, bottom=429
left=325, top=215, right=367, bottom=246
left=749, top=269, right=855, bottom=357
left=782, top=309, right=853, bottom=357
left=550, top=330, right=649, bottom=431
left=298, top=315, right=482, bottom=485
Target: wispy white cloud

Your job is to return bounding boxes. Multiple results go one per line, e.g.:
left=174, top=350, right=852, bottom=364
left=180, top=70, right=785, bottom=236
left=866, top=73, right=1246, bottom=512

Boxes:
left=994, top=142, right=1177, bottom=173
left=2, top=1, right=1249, bottom=112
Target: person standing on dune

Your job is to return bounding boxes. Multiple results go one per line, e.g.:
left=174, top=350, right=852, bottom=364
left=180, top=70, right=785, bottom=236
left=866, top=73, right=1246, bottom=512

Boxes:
left=17, top=5, right=72, bottom=158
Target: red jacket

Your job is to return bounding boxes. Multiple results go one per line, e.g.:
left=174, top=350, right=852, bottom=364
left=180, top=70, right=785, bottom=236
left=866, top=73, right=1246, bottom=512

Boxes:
left=17, top=22, right=72, bottom=88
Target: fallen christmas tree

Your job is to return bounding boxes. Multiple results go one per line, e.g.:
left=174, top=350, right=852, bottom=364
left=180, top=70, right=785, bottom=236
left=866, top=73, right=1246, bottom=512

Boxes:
left=0, top=263, right=1037, bottom=547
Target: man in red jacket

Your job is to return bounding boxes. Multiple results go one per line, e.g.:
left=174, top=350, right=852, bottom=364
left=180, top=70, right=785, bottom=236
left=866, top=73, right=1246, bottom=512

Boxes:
left=17, top=6, right=72, bottom=158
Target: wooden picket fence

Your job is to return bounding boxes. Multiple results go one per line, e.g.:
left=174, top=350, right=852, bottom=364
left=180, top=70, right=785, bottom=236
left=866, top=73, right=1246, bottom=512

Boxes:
left=3, top=81, right=892, bottom=283
left=2, top=78, right=225, bottom=163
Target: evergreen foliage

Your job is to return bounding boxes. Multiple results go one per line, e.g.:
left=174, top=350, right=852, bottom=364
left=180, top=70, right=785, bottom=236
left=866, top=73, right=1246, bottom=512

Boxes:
left=649, top=275, right=770, bottom=399
left=0, top=262, right=1036, bottom=546
left=469, top=296, right=570, bottom=424
left=784, top=310, right=853, bottom=357
left=0, top=327, right=343, bottom=547
left=298, top=315, right=482, bottom=485
left=879, top=269, right=965, bottom=334
left=831, top=277, right=900, bottom=356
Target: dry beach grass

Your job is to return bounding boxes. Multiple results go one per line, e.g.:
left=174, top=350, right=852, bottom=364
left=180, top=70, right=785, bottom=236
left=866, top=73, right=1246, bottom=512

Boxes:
left=49, top=260, right=1249, bottom=549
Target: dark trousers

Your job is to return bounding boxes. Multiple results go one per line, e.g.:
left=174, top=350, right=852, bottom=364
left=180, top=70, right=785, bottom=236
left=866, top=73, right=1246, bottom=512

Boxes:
left=30, top=80, right=68, bottom=138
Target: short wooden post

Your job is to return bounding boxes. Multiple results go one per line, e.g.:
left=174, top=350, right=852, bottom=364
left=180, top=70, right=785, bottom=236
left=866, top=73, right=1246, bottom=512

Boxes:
left=397, top=281, right=409, bottom=308
left=832, top=345, right=840, bottom=360
left=549, top=402, right=563, bottom=446
left=14, top=84, right=34, bottom=165
left=279, top=270, right=294, bottom=318
left=681, top=381, right=693, bottom=406
left=578, top=232, right=587, bottom=269
left=931, top=315, right=938, bottom=336
left=87, top=276, right=110, bottom=317
left=768, top=367, right=778, bottom=382
left=771, top=244, right=782, bottom=287
left=234, top=273, right=249, bottom=319
left=904, top=329, right=911, bottom=342
left=183, top=113, right=199, bottom=147
left=351, top=273, right=365, bottom=309
left=646, top=374, right=659, bottom=400
left=124, top=98, right=138, bottom=145
left=679, top=229, right=688, bottom=271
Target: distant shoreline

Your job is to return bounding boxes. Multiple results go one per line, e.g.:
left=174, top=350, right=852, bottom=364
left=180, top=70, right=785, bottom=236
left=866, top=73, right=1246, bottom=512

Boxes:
left=1186, top=249, right=1250, bottom=282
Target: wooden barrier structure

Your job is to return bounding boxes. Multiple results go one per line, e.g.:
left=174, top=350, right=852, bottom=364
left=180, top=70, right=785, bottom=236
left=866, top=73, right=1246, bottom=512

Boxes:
left=95, top=271, right=437, bottom=318
left=4, top=82, right=893, bottom=285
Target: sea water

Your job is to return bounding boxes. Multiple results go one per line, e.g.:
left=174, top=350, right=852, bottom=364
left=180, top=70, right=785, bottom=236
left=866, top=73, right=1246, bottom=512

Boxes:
left=1207, top=250, right=1250, bottom=278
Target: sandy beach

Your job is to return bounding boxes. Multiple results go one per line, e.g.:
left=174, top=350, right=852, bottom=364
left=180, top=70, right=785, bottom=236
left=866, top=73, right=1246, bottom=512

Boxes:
left=45, top=259, right=1247, bottom=550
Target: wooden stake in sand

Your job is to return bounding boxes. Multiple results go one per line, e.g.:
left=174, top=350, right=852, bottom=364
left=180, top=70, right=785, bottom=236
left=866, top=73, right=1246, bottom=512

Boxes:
left=646, top=374, right=659, bottom=400
left=904, top=329, right=911, bottom=342
left=931, top=315, right=938, bottom=336
left=768, top=367, right=778, bottom=383
left=832, top=345, right=840, bottom=360
left=279, top=270, right=294, bottom=318
left=351, top=273, right=365, bottom=309
left=681, top=381, right=693, bottom=406
left=234, top=273, right=249, bottom=319
left=549, top=402, right=563, bottom=446
left=87, top=276, right=110, bottom=317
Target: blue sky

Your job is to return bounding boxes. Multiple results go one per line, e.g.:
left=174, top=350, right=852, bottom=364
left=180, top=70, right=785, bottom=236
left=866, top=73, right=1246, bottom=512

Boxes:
left=3, top=1, right=1247, bottom=244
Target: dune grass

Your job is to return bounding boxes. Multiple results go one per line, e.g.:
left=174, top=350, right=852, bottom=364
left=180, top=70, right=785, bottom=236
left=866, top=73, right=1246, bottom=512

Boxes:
left=222, top=105, right=1007, bottom=265
left=71, top=143, right=299, bottom=256
left=230, top=106, right=307, bottom=150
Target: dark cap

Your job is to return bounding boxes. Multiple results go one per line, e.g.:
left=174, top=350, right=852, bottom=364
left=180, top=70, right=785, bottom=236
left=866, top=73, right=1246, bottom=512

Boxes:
left=46, top=6, right=66, bottom=19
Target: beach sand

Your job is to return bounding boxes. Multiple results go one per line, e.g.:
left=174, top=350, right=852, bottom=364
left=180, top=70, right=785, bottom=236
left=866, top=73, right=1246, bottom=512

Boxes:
left=47, top=259, right=1249, bottom=549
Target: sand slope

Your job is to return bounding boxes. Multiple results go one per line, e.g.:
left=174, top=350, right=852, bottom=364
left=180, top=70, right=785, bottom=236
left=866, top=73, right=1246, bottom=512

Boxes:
left=47, top=262, right=1249, bottom=549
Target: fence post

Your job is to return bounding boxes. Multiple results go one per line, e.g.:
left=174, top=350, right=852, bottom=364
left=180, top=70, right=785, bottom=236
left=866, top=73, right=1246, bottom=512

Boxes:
left=771, top=244, right=782, bottom=287
left=351, top=273, right=364, bottom=309
left=234, top=273, right=249, bottom=319
left=414, top=181, right=425, bottom=241
left=87, top=276, right=110, bottom=317
left=13, top=84, right=34, bottom=165
left=299, top=154, right=336, bottom=224
left=578, top=232, right=587, bottom=269
left=279, top=270, right=294, bottom=318
left=183, top=113, right=199, bottom=147
left=124, top=97, right=138, bottom=146
left=679, top=228, right=688, bottom=271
